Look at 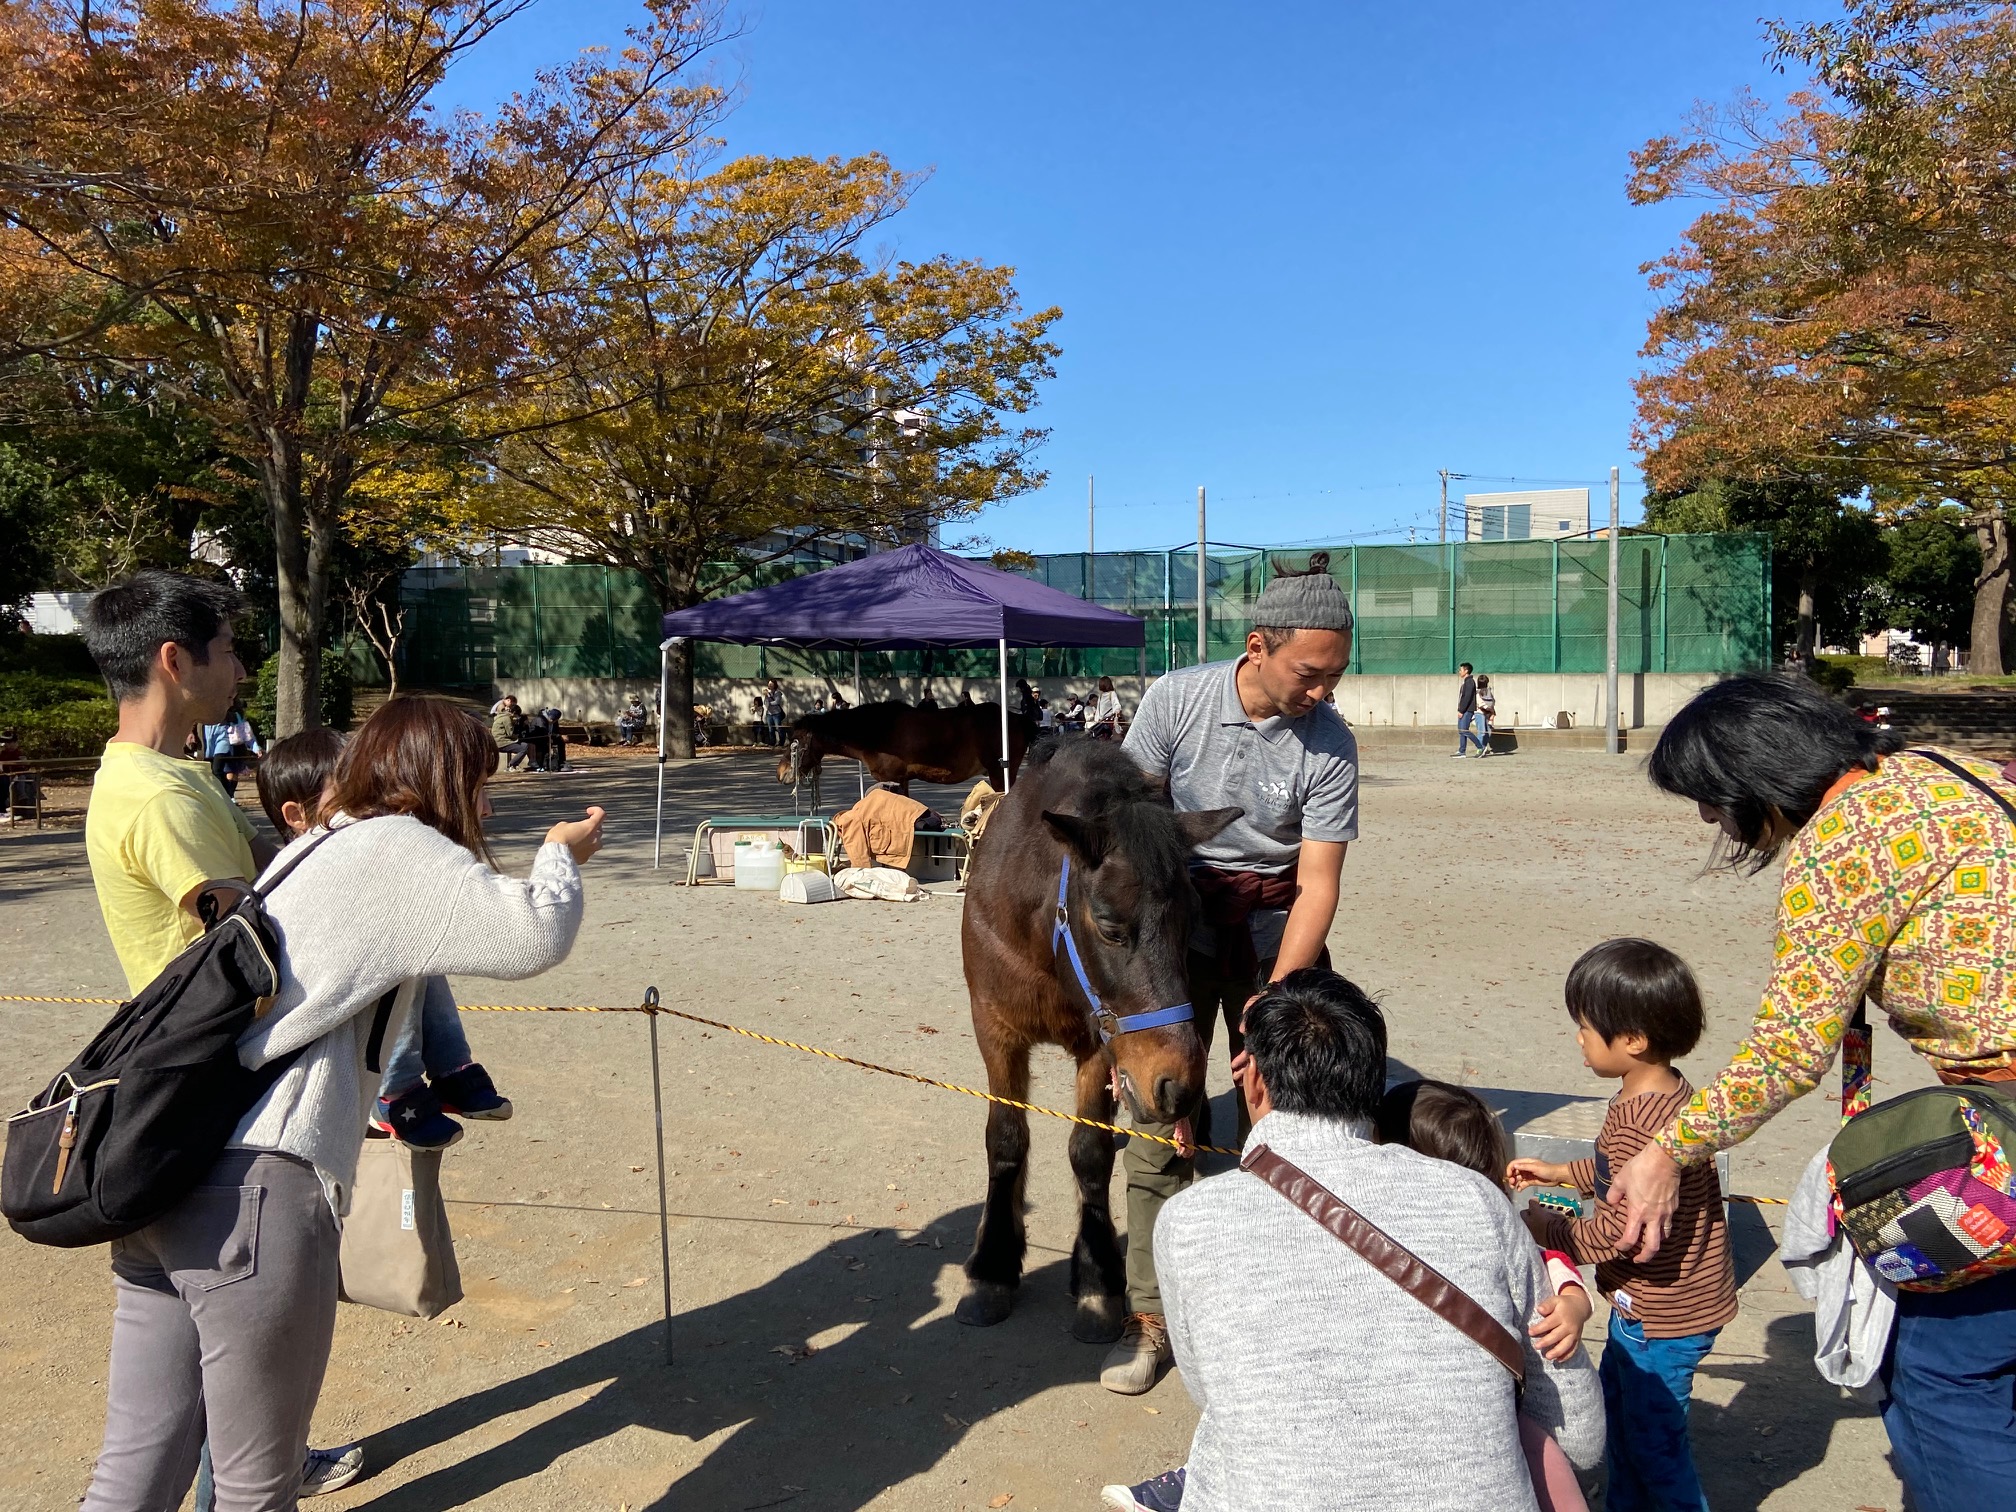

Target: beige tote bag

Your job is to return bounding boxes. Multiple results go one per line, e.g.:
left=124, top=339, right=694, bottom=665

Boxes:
left=339, top=1133, right=463, bottom=1319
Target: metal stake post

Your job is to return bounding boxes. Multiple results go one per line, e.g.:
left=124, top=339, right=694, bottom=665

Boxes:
left=644, top=986, right=674, bottom=1366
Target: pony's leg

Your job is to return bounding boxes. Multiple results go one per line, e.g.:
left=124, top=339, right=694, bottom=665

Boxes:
left=1067, top=1052, right=1127, bottom=1343
left=956, top=1033, right=1031, bottom=1328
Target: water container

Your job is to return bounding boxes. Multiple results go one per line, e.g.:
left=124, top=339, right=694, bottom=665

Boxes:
left=733, top=839, right=784, bottom=892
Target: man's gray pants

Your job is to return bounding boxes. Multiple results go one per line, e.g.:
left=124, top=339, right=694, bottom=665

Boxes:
left=83, top=1150, right=339, bottom=1512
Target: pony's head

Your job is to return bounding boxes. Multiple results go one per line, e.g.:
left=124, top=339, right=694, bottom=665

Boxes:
left=1040, top=744, right=1238, bottom=1124
left=778, top=724, right=823, bottom=786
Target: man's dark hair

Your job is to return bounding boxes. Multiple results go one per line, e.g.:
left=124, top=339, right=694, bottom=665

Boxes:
left=80, top=571, right=243, bottom=703
left=1564, top=938, right=1704, bottom=1062
left=1243, top=968, right=1387, bottom=1121
left=1648, top=672, right=1903, bottom=871
left=1458, top=662, right=1473, bottom=675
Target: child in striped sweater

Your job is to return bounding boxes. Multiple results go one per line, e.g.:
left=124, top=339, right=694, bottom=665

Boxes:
left=1509, top=939, right=1737, bottom=1512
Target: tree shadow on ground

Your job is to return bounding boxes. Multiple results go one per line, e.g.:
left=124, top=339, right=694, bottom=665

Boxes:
left=1692, top=1311, right=1889, bottom=1512
left=350, top=1204, right=1105, bottom=1512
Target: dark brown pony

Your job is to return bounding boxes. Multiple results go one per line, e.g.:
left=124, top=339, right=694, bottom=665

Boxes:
left=956, top=739, right=1238, bottom=1342
left=778, top=701, right=1036, bottom=794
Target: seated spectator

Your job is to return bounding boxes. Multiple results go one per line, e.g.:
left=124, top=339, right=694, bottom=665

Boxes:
left=491, top=695, right=529, bottom=772
left=1147, top=969, right=1603, bottom=1511
left=617, top=694, right=649, bottom=747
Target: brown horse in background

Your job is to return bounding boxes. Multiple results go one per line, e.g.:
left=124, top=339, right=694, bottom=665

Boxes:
left=779, top=701, right=1035, bottom=795
left=956, top=739, right=1238, bottom=1343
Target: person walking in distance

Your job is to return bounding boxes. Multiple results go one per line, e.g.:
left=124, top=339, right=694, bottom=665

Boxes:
left=763, top=678, right=786, bottom=746
left=1474, top=675, right=1497, bottom=757
left=77, top=573, right=364, bottom=1500
left=1454, top=662, right=1486, bottom=757
left=1109, top=551, right=1358, bottom=1394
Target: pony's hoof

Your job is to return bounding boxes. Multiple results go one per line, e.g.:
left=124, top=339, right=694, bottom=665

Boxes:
left=955, top=1281, right=1017, bottom=1328
left=1072, top=1292, right=1126, bottom=1344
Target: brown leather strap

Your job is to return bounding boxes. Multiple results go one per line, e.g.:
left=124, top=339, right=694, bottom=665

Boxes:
left=1243, top=1144, right=1526, bottom=1383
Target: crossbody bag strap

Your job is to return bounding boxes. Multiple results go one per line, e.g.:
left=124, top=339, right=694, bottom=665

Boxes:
left=1242, top=1144, right=1525, bottom=1383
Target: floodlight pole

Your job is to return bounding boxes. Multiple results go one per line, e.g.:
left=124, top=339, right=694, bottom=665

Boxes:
left=1439, top=469, right=1449, bottom=543
left=1605, top=468, right=1621, bottom=755
left=1196, top=486, right=1207, bottom=666
left=1087, top=475, right=1095, bottom=597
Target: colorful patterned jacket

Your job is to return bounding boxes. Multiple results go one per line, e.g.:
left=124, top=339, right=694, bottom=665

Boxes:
left=1657, top=748, right=2016, bottom=1164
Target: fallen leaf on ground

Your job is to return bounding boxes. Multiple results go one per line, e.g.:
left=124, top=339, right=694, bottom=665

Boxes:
left=917, top=1024, right=939, bottom=1034
left=623, top=1278, right=647, bottom=1288
left=630, top=1165, right=645, bottom=1173
left=989, top=1497, right=1013, bottom=1508
left=1142, top=1406, right=1160, bottom=1415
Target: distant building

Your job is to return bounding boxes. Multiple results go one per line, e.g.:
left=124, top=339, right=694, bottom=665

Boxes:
left=1462, top=488, right=1591, bottom=542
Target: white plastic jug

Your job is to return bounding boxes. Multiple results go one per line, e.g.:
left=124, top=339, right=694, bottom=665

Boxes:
left=733, top=839, right=784, bottom=892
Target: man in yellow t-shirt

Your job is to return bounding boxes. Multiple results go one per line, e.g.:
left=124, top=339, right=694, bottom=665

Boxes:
left=80, top=572, right=273, bottom=993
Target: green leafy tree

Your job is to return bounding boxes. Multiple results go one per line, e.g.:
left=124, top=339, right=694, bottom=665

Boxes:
left=0, top=440, right=54, bottom=625
left=1876, top=506, right=1981, bottom=648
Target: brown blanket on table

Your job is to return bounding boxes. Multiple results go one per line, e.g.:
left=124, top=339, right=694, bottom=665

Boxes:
left=835, top=786, right=930, bottom=870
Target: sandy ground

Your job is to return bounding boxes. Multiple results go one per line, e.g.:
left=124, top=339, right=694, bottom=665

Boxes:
left=0, top=743, right=1918, bottom=1511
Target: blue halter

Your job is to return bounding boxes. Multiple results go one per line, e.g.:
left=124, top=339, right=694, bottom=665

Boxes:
left=1051, top=853, right=1195, bottom=1044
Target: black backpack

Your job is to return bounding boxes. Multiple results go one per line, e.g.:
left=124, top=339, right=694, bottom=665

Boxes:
left=2, top=832, right=334, bottom=1247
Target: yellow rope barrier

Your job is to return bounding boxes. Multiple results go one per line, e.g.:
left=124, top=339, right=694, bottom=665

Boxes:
left=0, top=992, right=1800, bottom=1193
left=0, top=992, right=1230, bottom=1156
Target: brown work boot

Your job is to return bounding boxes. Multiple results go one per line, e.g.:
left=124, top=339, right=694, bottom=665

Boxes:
left=1099, top=1312, right=1172, bottom=1395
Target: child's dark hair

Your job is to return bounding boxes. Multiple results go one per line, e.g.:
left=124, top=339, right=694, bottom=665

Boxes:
left=1565, top=937, right=1705, bottom=1062
left=1377, top=1080, right=1509, bottom=1193
left=255, top=728, right=346, bottom=837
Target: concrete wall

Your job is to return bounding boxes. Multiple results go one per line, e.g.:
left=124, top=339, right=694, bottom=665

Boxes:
left=496, top=669, right=1719, bottom=732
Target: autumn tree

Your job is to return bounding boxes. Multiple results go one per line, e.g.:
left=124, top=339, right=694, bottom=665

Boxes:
left=479, top=153, right=1060, bottom=755
left=1632, top=0, right=2016, bottom=671
left=0, top=0, right=728, bottom=732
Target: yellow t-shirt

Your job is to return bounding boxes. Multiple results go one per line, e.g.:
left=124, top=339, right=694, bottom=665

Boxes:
left=85, top=741, right=259, bottom=994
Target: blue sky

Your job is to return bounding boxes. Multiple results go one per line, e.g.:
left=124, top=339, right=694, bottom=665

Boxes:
left=448, top=1, right=1832, bottom=554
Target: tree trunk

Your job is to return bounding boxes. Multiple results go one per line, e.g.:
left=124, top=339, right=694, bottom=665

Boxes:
left=1795, top=565, right=1820, bottom=672
left=1970, top=512, right=2011, bottom=677
left=268, top=465, right=322, bottom=738
left=664, top=636, right=696, bottom=758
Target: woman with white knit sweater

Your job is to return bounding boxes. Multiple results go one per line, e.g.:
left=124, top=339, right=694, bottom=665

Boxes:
left=81, top=698, right=602, bottom=1512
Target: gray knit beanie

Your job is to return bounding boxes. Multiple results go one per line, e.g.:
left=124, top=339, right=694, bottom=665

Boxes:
left=1252, top=552, right=1353, bottom=632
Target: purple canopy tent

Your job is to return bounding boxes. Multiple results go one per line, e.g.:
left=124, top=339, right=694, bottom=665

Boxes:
left=651, top=544, right=1146, bottom=864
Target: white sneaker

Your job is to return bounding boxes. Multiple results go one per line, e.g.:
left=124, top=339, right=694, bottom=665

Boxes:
left=300, top=1443, right=364, bottom=1496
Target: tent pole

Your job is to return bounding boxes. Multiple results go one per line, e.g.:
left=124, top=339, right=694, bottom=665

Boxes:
left=653, top=639, right=672, bottom=870
left=854, top=646, right=865, bottom=799
left=998, top=637, right=1011, bottom=792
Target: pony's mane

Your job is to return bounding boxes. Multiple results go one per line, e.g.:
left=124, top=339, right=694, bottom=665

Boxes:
left=1034, top=738, right=1189, bottom=873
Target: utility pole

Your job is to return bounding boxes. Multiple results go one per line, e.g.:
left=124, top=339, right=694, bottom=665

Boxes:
left=1196, top=485, right=1208, bottom=666
left=1086, top=474, right=1095, bottom=600
left=1439, top=469, right=1449, bottom=543
left=1605, top=465, right=1621, bottom=755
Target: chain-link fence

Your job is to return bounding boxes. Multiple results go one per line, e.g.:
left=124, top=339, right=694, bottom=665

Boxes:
left=398, top=533, right=1770, bottom=686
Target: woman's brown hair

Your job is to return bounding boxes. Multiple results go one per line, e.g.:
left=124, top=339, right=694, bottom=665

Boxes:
left=1377, top=1080, right=1510, bottom=1194
left=326, top=697, right=499, bottom=862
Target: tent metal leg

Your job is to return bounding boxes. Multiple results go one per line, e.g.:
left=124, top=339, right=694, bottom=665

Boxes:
left=653, top=641, right=671, bottom=869
left=998, top=637, right=1011, bottom=791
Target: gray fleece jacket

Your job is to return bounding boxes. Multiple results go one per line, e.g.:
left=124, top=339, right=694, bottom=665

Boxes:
left=1158, top=1109, right=1605, bottom=1512
left=228, top=816, right=584, bottom=1215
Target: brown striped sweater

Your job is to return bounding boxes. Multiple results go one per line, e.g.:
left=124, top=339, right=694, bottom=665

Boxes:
left=1534, top=1079, right=1737, bottom=1339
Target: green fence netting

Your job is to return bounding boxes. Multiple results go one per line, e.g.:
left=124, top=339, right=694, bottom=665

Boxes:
left=398, top=533, right=1771, bottom=685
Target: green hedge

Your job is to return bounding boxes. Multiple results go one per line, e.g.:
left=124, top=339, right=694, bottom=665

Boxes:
left=246, top=650, right=354, bottom=735
left=0, top=670, right=118, bottom=759
left=0, top=631, right=100, bottom=679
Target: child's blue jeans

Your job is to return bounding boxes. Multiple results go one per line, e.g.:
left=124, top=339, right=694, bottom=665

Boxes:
left=1599, top=1311, right=1718, bottom=1512
left=377, top=977, right=473, bottom=1101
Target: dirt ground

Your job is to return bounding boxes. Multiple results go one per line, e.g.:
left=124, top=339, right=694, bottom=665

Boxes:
left=0, top=743, right=1916, bottom=1511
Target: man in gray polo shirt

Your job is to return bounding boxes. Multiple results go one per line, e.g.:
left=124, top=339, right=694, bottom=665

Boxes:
left=1104, top=555, right=1358, bottom=1393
